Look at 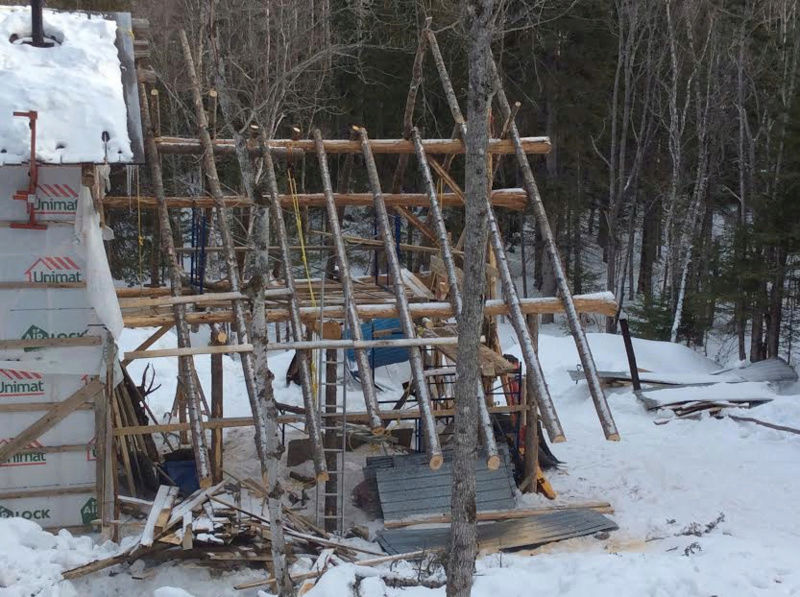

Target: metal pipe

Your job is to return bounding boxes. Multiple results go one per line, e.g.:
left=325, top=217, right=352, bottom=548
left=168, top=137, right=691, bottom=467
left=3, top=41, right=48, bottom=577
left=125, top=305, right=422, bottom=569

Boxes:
left=30, top=1, right=48, bottom=48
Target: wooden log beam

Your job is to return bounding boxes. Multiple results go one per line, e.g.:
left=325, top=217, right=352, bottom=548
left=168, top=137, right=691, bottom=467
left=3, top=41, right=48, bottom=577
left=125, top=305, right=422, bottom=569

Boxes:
left=155, top=136, right=551, bottom=156
left=118, top=291, right=246, bottom=309
left=113, top=404, right=527, bottom=437
left=102, top=189, right=528, bottom=211
left=122, top=292, right=619, bottom=328
left=123, top=344, right=253, bottom=361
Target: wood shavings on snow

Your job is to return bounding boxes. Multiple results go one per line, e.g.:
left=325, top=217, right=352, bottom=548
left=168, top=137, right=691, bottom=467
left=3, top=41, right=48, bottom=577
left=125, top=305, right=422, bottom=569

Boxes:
left=0, top=6, right=132, bottom=165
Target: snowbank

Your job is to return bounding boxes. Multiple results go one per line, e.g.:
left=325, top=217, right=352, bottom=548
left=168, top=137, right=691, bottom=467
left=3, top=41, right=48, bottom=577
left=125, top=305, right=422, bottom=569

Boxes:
left=0, top=7, right=132, bottom=164
left=0, top=518, right=115, bottom=597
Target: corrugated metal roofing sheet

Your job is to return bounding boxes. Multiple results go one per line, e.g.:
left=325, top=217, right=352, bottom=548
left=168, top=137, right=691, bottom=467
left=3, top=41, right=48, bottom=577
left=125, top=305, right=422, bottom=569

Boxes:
left=377, top=509, right=618, bottom=555
left=370, top=447, right=517, bottom=522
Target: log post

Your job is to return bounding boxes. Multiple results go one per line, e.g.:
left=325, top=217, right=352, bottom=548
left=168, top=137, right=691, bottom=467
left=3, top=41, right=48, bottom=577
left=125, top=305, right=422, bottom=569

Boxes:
left=205, top=30, right=294, bottom=593
left=411, top=128, right=499, bottom=469
left=313, top=129, right=384, bottom=433
left=425, top=28, right=566, bottom=443
left=358, top=127, right=443, bottom=470
left=488, top=57, right=619, bottom=441
left=261, top=145, right=328, bottom=479
left=618, top=311, right=641, bottom=393
left=139, top=80, right=212, bottom=486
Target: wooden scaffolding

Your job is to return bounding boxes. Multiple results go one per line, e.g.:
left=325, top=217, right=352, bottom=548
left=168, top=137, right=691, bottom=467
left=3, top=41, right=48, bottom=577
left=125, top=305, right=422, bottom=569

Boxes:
left=105, top=22, right=621, bottom=533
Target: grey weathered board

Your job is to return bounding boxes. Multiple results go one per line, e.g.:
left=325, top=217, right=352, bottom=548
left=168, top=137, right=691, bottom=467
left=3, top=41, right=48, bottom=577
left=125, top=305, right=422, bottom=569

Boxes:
left=372, top=448, right=516, bottom=521
left=377, top=509, right=618, bottom=555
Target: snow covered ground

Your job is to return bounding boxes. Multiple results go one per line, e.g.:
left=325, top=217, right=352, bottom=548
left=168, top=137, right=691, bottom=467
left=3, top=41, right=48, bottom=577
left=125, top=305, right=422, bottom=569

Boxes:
left=0, top=6, right=132, bottom=164
left=2, top=324, right=799, bottom=596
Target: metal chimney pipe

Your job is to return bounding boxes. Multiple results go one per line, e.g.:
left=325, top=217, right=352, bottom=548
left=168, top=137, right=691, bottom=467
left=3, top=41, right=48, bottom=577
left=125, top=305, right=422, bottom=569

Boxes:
left=30, top=0, right=46, bottom=48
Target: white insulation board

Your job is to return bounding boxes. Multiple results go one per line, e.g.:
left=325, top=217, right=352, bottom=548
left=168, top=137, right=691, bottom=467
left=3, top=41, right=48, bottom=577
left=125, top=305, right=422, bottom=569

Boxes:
left=0, top=492, right=97, bottom=529
left=0, top=165, right=80, bottom=222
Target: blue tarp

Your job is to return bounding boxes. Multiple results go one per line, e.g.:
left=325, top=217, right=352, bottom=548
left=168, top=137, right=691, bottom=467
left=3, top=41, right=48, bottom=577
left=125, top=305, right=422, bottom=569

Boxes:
left=345, top=317, right=409, bottom=369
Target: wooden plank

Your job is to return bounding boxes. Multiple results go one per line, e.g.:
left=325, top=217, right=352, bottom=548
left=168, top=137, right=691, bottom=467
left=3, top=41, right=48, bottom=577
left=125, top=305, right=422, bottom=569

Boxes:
left=166, top=481, right=227, bottom=529
left=728, top=414, right=800, bottom=436
left=113, top=405, right=527, bottom=436
left=123, top=343, right=253, bottom=360
left=234, top=549, right=429, bottom=591
left=118, top=292, right=246, bottom=309
left=156, top=136, right=551, bottom=156
left=0, top=401, right=94, bottom=413
left=103, top=189, right=529, bottom=211
left=0, top=336, right=102, bottom=350
left=384, top=502, right=614, bottom=528
left=118, top=495, right=154, bottom=509
left=181, top=511, right=193, bottom=550
left=140, top=485, right=179, bottom=547
left=121, top=324, right=172, bottom=367
left=0, top=380, right=104, bottom=464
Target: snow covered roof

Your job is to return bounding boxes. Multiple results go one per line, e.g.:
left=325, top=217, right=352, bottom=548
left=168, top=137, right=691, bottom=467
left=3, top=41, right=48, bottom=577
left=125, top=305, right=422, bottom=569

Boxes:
left=0, top=6, right=135, bottom=165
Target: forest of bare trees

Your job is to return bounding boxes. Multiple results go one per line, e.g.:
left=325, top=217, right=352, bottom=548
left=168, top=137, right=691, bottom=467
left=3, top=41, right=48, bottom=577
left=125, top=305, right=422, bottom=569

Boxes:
left=48, top=0, right=799, bottom=363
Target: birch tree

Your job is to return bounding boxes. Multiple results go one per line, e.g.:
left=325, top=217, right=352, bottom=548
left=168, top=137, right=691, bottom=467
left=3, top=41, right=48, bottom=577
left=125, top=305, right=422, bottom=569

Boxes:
left=447, top=0, right=494, bottom=594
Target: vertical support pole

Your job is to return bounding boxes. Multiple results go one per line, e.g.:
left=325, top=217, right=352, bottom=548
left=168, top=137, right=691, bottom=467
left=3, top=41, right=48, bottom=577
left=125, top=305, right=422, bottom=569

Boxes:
left=523, top=375, right=540, bottom=494
left=180, top=30, right=280, bottom=485
left=139, top=80, right=212, bottom=485
left=99, top=332, right=116, bottom=540
left=262, top=147, right=328, bottom=479
left=210, top=326, right=224, bottom=484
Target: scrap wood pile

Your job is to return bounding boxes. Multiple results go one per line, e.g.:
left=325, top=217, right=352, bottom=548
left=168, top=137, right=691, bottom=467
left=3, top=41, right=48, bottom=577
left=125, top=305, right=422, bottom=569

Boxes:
left=61, top=476, right=418, bottom=592
left=645, top=396, right=773, bottom=421
left=60, top=470, right=621, bottom=592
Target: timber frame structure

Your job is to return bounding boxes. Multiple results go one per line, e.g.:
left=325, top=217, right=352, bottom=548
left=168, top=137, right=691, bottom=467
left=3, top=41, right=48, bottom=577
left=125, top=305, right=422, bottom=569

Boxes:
left=103, top=19, right=621, bottom=533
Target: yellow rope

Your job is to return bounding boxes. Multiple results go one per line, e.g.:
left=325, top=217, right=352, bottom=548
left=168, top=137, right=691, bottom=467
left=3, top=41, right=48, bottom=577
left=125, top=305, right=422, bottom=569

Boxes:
left=287, top=166, right=318, bottom=399
left=288, top=170, right=316, bottom=305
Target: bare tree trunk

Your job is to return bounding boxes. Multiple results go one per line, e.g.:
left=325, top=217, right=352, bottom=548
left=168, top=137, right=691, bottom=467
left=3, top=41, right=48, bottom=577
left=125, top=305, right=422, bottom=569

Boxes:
left=447, top=0, right=494, bottom=594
